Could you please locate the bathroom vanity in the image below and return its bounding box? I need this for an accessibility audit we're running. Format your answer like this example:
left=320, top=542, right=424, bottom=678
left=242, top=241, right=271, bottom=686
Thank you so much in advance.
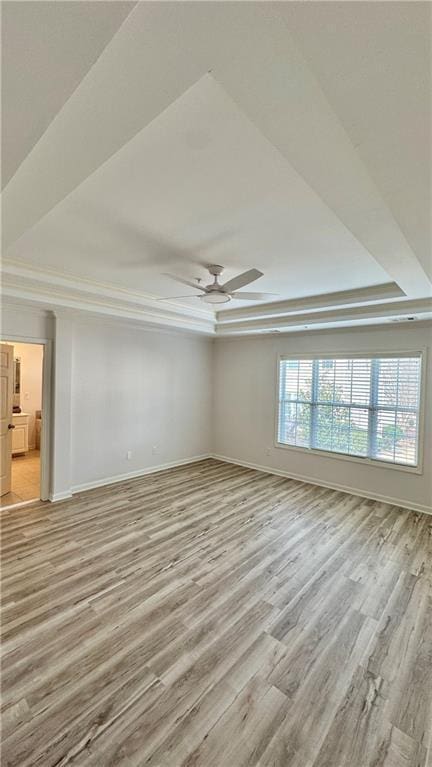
left=12, top=413, right=29, bottom=455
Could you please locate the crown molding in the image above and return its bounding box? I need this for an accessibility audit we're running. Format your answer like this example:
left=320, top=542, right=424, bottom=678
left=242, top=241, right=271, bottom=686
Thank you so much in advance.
left=216, top=282, right=405, bottom=323
left=2, top=260, right=431, bottom=337
left=1, top=283, right=216, bottom=336
left=1, top=260, right=213, bottom=320
left=214, top=318, right=432, bottom=343
left=216, top=297, right=432, bottom=335
left=1, top=261, right=215, bottom=335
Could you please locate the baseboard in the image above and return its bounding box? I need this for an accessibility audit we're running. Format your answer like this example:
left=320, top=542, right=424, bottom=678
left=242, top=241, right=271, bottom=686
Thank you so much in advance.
left=49, top=491, right=73, bottom=502
left=70, top=453, right=212, bottom=495
left=47, top=453, right=432, bottom=516
left=211, top=454, right=432, bottom=516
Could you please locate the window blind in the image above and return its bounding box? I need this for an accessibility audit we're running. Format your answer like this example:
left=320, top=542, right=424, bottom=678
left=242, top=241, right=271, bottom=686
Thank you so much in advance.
left=277, top=355, right=422, bottom=467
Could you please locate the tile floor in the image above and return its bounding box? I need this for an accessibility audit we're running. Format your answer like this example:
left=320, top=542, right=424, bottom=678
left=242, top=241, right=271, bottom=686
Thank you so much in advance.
left=0, top=450, right=40, bottom=507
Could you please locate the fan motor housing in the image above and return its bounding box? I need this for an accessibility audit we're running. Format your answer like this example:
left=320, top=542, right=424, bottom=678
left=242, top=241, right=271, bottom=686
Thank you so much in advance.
left=208, top=264, right=224, bottom=277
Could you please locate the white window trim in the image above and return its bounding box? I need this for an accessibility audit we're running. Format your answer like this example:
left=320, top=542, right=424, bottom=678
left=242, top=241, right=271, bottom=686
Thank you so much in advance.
left=274, top=348, right=427, bottom=476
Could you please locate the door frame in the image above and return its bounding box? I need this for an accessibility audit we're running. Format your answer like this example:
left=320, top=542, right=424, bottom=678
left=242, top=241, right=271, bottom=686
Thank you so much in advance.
left=0, top=335, right=52, bottom=502
left=0, top=343, right=14, bottom=496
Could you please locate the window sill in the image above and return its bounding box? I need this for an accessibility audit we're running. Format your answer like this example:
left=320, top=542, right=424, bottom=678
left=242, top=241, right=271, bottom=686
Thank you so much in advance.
left=274, top=441, right=423, bottom=475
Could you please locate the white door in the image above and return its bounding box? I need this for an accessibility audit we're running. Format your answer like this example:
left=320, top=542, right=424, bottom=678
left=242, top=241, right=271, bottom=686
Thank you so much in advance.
left=1, top=344, right=14, bottom=496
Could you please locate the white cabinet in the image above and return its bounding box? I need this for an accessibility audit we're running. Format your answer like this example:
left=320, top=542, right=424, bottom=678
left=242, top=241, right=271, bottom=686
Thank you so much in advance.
left=12, top=413, right=29, bottom=455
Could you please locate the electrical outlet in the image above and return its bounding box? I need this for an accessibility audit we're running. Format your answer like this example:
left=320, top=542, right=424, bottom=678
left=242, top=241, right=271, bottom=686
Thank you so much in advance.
left=24, top=392, right=30, bottom=400
left=152, top=445, right=159, bottom=455
left=126, top=450, right=132, bottom=460
left=265, top=447, right=272, bottom=456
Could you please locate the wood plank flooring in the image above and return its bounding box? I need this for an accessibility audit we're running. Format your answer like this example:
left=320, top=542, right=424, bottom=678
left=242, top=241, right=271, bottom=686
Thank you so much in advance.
left=1, top=458, right=431, bottom=766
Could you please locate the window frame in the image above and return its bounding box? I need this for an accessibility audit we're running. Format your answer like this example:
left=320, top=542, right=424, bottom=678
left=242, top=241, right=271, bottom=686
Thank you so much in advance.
left=274, top=349, right=427, bottom=475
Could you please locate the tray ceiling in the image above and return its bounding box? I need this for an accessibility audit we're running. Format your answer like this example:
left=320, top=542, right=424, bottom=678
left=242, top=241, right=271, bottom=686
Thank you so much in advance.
left=1, top=1, right=431, bottom=335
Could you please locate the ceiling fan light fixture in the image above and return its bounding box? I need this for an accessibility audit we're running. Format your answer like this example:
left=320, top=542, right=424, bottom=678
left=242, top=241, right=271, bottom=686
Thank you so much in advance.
left=200, top=292, right=231, bottom=304
left=165, top=265, right=278, bottom=304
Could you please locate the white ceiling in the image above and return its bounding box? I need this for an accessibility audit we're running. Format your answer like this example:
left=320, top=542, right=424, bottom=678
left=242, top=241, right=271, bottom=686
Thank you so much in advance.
left=281, top=1, right=432, bottom=280
left=4, top=75, right=391, bottom=305
left=1, top=1, right=431, bottom=334
left=1, top=0, right=135, bottom=188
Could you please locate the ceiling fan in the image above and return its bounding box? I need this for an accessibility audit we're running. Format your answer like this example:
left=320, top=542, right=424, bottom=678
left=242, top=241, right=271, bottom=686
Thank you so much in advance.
left=160, top=265, right=278, bottom=304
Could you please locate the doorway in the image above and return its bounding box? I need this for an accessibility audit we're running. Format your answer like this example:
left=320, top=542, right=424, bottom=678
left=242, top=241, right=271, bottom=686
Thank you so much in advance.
left=0, top=341, right=45, bottom=508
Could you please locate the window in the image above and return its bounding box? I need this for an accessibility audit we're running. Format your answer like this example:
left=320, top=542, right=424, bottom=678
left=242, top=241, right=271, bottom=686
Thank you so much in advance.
left=277, top=354, right=422, bottom=467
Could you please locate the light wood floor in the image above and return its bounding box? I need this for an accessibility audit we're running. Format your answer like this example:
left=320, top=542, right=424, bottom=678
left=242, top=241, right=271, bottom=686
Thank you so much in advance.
left=0, top=450, right=40, bottom=508
left=1, top=459, right=431, bottom=766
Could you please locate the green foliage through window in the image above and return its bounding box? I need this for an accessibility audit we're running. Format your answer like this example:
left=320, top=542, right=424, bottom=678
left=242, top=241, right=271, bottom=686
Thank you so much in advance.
left=278, top=356, right=421, bottom=467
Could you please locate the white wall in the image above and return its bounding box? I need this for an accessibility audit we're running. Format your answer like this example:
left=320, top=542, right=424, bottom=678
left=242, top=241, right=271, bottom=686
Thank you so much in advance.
left=70, top=318, right=212, bottom=489
left=213, top=323, right=432, bottom=513
left=2, top=301, right=431, bottom=513
left=1, top=303, right=54, bottom=341
left=8, top=342, right=43, bottom=448
left=1, top=303, right=212, bottom=498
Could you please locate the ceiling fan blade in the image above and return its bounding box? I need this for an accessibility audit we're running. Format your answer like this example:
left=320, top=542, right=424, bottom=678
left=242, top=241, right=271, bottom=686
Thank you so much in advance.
left=157, top=295, right=202, bottom=301
left=221, top=269, right=263, bottom=292
left=163, top=273, right=207, bottom=292
left=230, top=292, right=279, bottom=300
